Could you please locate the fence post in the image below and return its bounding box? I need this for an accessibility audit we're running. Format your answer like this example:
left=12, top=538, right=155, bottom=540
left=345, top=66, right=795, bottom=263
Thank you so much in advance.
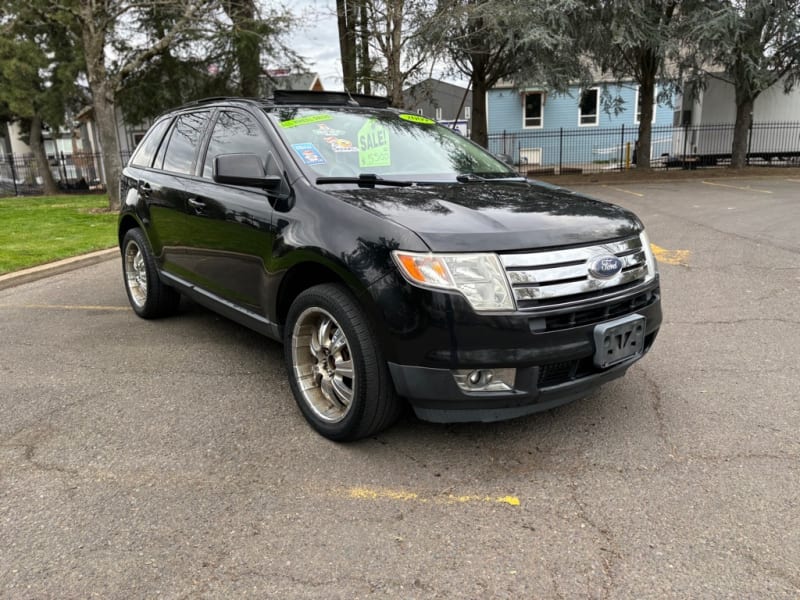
left=619, top=124, right=625, bottom=171
left=746, top=119, right=753, bottom=166
left=559, top=128, right=563, bottom=175
left=8, top=154, right=19, bottom=196
left=682, top=122, right=689, bottom=167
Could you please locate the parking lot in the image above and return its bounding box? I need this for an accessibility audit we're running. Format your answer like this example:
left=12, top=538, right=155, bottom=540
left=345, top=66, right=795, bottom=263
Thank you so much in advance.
left=1, top=176, right=798, bottom=598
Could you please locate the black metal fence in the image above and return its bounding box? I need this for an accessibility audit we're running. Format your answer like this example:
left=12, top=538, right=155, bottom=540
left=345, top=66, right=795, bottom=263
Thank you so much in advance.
left=3, top=122, right=799, bottom=196
left=488, top=121, right=800, bottom=176
left=0, top=151, right=132, bottom=197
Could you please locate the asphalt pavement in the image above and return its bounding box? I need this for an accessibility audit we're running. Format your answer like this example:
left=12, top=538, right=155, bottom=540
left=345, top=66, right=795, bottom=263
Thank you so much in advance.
left=1, top=177, right=798, bottom=598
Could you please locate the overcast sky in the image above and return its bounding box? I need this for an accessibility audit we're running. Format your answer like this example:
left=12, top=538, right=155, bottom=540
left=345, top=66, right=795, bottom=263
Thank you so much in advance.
left=289, top=0, right=345, bottom=90
left=285, top=0, right=465, bottom=92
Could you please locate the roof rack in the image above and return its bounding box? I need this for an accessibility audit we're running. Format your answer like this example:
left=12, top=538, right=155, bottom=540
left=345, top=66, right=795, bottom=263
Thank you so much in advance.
left=272, top=90, right=391, bottom=109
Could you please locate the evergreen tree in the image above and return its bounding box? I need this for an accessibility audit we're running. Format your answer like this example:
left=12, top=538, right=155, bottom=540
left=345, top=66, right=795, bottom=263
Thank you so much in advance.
left=691, top=0, right=800, bottom=167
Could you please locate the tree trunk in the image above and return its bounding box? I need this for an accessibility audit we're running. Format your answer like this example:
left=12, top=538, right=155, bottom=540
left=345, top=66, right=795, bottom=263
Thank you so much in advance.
left=385, top=0, right=404, bottom=107
left=92, top=90, right=123, bottom=210
left=470, top=73, right=488, bottom=148
left=358, top=0, right=371, bottom=95
left=223, top=0, right=260, bottom=96
left=29, top=116, right=59, bottom=195
left=731, top=93, right=753, bottom=169
left=337, top=0, right=358, bottom=93
left=636, top=79, right=656, bottom=170
left=80, top=8, right=122, bottom=210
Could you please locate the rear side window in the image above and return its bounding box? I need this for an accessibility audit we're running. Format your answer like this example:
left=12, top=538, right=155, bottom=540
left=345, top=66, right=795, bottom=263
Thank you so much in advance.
left=129, top=119, right=170, bottom=168
left=161, top=111, right=210, bottom=175
left=202, top=111, right=271, bottom=179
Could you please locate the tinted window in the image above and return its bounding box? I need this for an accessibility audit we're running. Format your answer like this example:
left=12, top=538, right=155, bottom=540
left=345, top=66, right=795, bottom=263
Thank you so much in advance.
left=129, top=119, right=170, bottom=168
left=161, top=111, right=210, bottom=175
left=203, top=111, right=270, bottom=179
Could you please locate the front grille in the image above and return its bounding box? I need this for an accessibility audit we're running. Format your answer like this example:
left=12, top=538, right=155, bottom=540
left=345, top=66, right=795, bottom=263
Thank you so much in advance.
left=543, top=288, right=659, bottom=332
left=500, top=235, right=650, bottom=309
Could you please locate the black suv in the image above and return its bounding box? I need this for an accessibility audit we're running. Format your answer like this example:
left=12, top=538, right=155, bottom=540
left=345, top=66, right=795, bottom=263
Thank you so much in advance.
left=119, top=91, right=661, bottom=441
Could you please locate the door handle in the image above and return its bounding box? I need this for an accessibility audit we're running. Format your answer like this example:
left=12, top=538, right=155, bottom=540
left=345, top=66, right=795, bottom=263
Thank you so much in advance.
left=187, top=198, right=206, bottom=210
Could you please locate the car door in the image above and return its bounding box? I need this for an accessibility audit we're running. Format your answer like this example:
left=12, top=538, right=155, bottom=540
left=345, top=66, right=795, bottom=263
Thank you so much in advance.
left=181, top=109, right=280, bottom=311
left=146, top=110, right=212, bottom=275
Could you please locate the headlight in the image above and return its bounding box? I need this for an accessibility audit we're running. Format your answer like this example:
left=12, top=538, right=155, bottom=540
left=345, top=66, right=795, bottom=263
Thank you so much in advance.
left=392, top=251, right=515, bottom=312
left=639, top=229, right=659, bottom=282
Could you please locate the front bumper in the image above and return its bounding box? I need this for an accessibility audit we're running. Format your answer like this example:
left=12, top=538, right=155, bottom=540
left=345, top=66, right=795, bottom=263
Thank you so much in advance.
left=369, top=274, right=662, bottom=423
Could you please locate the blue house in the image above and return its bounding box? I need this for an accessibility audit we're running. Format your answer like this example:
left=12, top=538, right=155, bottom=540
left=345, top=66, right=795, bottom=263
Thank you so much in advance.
left=487, top=81, right=676, bottom=169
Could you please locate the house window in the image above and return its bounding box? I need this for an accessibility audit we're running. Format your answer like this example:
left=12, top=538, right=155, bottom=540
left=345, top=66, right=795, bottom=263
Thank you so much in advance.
left=579, top=88, right=599, bottom=126
left=634, top=86, right=657, bottom=124
left=464, top=106, right=471, bottom=120
left=524, top=93, right=543, bottom=128
left=435, top=107, right=442, bottom=121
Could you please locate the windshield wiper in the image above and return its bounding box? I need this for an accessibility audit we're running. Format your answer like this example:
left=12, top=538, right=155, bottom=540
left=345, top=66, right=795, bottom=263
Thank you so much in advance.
left=456, top=173, right=486, bottom=183
left=316, top=174, right=413, bottom=188
left=456, top=173, right=526, bottom=183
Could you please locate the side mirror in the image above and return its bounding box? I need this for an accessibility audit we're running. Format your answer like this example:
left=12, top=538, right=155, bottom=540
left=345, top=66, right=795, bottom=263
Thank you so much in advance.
left=214, top=153, right=281, bottom=189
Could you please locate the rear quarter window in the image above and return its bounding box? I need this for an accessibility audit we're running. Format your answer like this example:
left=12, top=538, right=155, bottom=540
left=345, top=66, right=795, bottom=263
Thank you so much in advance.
left=129, top=118, right=171, bottom=168
left=161, top=111, right=211, bottom=175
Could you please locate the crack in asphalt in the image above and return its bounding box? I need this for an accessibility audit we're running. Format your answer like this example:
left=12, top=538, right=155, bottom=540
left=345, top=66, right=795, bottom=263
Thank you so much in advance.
left=639, top=367, right=681, bottom=463
left=567, top=478, right=621, bottom=599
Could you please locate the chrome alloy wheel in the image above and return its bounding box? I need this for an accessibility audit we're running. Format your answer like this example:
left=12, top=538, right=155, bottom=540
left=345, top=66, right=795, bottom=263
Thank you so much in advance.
left=124, top=240, right=148, bottom=308
left=291, top=307, right=355, bottom=423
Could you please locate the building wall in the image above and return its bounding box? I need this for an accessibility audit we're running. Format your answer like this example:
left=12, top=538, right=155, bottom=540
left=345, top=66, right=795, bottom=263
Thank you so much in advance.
left=690, top=76, right=800, bottom=125
left=488, top=83, right=674, bottom=166
left=403, top=80, right=472, bottom=133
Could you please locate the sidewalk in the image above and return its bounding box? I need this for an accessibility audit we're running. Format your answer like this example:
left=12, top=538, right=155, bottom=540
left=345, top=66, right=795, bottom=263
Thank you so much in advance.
left=0, top=247, right=118, bottom=291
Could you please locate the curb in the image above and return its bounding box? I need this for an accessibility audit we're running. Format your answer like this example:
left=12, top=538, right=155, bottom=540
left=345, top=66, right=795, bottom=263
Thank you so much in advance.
left=0, top=247, right=118, bottom=292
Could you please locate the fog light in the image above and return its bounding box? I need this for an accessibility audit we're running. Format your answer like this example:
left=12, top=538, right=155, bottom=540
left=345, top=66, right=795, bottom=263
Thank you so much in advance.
left=453, top=368, right=516, bottom=392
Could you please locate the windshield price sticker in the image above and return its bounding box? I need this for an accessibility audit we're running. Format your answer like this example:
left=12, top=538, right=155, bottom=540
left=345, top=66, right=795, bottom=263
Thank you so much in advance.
left=292, top=142, right=326, bottom=165
left=357, top=119, right=391, bottom=168
left=399, top=114, right=435, bottom=125
left=280, top=114, right=332, bottom=128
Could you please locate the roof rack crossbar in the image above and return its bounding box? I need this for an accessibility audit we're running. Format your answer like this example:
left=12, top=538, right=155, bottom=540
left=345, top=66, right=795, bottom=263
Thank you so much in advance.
left=272, top=90, right=391, bottom=108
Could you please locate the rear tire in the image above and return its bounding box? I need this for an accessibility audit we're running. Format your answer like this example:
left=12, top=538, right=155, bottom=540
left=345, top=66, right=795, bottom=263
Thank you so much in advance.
left=121, top=228, right=180, bottom=319
left=284, top=283, right=401, bottom=441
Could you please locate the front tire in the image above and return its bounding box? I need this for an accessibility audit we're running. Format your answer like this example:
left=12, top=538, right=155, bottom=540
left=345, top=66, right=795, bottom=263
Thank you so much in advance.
left=121, top=228, right=180, bottom=319
left=284, top=283, right=400, bottom=441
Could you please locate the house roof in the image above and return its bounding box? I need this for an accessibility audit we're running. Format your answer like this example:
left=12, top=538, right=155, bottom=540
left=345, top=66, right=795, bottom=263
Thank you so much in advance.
left=265, top=72, right=324, bottom=92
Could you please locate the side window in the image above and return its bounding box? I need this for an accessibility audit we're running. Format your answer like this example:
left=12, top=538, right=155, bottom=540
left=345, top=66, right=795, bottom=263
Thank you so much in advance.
left=161, top=111, right=210, bottom=175
left=129, top=119, right=170, bottom=168
left=203, top=111, right=272, bottom=179
left=579, top=89, right=599, bottom=126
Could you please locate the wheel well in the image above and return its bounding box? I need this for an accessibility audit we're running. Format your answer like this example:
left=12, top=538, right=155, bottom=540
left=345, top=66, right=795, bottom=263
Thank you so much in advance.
left=118, top=215, right=140, bottom=248
left=276, top=263, right=349, bottom=327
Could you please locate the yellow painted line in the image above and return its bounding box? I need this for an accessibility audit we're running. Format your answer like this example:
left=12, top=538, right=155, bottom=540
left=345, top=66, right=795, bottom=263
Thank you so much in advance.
left=602, top=185, right=644, bottom=198
left=651, top=243, right=690, bottom=266
left=345, top=486, right=520, bottom=507
left=0, top=303, right=129, bottom=311
left=701, top=180, right=772, bottom=194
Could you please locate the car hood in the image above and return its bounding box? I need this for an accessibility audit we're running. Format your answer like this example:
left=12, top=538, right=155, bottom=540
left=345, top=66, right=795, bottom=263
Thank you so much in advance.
left=325, top=181, right=642, bottom=252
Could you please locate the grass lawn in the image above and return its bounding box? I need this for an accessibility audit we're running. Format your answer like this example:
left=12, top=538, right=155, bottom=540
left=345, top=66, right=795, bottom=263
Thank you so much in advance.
left=0, top=194, right=117, bottom=275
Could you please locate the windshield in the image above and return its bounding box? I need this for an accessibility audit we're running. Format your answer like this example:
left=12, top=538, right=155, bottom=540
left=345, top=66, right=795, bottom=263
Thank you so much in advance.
left=265, top=107, right=518, bottom=183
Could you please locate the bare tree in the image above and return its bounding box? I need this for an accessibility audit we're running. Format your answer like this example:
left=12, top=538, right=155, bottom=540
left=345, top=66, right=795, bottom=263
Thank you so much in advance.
left=364, top=0, right=437, bottom=107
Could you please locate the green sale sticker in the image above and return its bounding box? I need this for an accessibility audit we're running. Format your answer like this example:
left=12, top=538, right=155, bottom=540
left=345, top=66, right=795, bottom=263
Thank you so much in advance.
left=399, top=114, right=435, bottom=125
left=357, top=119, right=391, bottom=168
left=280, top=114, right=332, bottom=128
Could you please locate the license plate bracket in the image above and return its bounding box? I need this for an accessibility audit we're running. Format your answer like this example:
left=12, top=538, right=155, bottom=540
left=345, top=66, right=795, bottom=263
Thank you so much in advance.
left=593, top=314, right=646, bottom=368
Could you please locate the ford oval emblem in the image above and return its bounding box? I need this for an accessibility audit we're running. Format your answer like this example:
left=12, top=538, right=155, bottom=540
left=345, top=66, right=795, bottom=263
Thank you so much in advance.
left=589, top=255, right=623, bottom=279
